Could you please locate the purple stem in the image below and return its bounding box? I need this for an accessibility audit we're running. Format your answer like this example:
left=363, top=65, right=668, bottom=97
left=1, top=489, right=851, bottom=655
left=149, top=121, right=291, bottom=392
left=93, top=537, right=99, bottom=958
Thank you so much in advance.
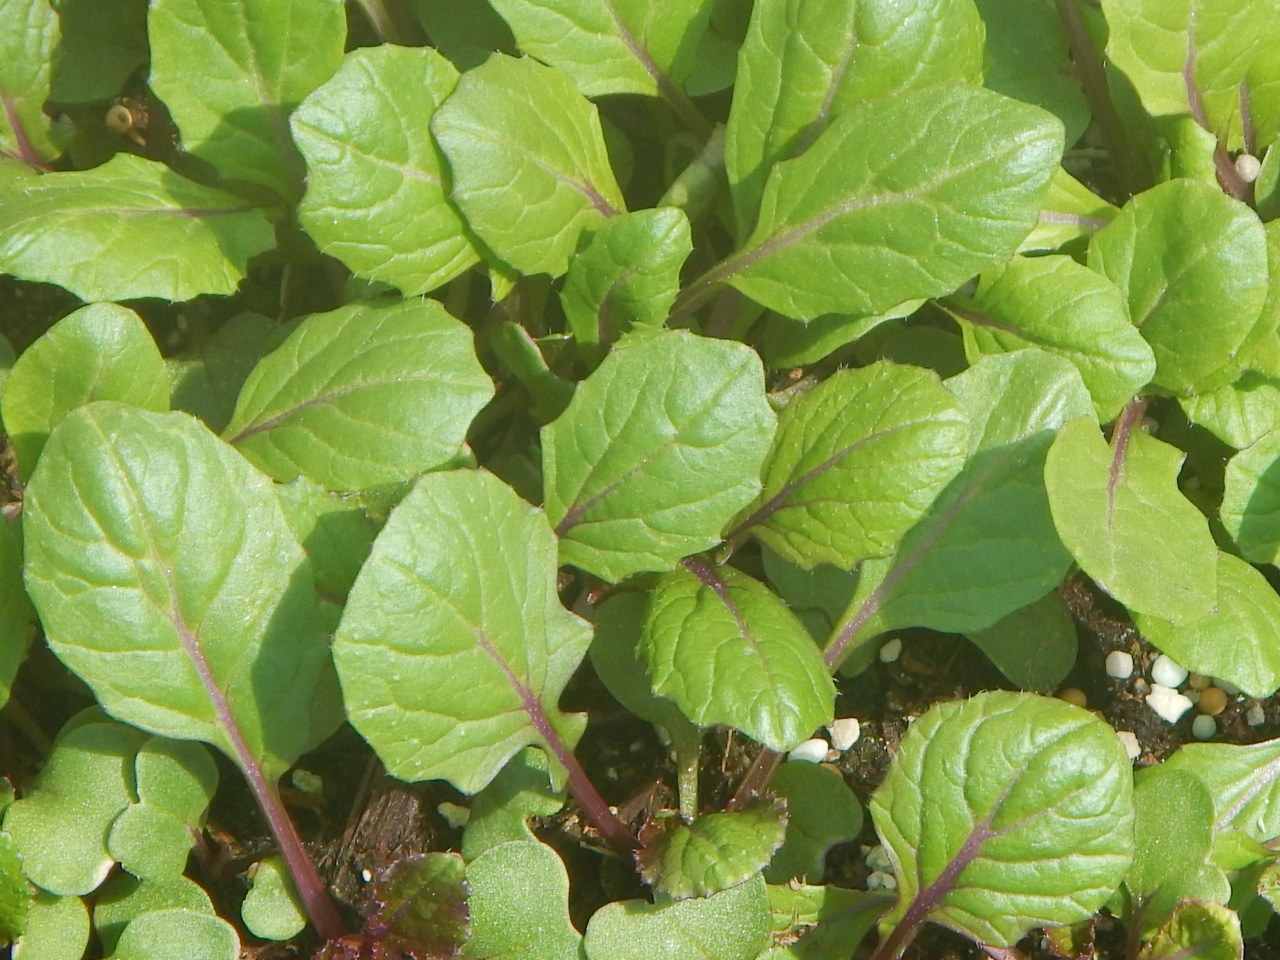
left=1181, top=34, right=1250, bottom=201
left=1106, top=397, right=1147, bottom=529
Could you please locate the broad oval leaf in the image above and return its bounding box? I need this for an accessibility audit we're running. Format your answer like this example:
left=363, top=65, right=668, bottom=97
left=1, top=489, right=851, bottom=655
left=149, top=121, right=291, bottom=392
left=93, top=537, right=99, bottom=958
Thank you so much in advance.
left=1222, top=428, right=1280, bottom=562
left=93, top=872, right=217, bottom=956
left=1134, top=552, right=1280, bottom=699
left=0, top=155, right=275, bottom=302
left=1181, top=371, right=1280, bottom=450
left=461, top=748, right=565, bottom=859
left=764, top=761, right=863, bottom=885
left=431, top=54, right=626, bottom=278
left=963, top=591, right=1077, bottom=693
left=291, top=45, right=480, bottom=296
left=2, top=303, right=169, bottom=476
left=224, top=298, right=493, bottom=492
left=13, top=892, right=89, bottom=960
left=561, top=207, right=692, bottom=351
left=713, top=83, right=1062, bottom=321
left=0, top=0, right=58, bottom=164
left=1161, top=738, right=1280, bottom=846
left=731, top=361, right=967, bottom=570
left=639, top=800, right=788, bottom=900
left=725, top=0, right=985, bottom=232
left=466, top=841, right=581, bottom=960
left=642, top=559, right=834, bottom=751
left=148, top=0, right=345, bottom=201
left=543, top=329, right=775, bottom=582
left=333, top=469, right=593, bottom=794
left=1137, top=900, right=1243, bottom=960
left=870, top=691, right=1135, bottom=948
left=952, top=254, right=1156, bottom=422
left=1087, top=179, right=1270, bottom=394
left=1045, top=416, right=1218, bottom=623
left=110, top=907, right=239, bottom=960
left=22, top=403, right=342, bottom=781
left=241, top=856, right=306, bottom=942
left=486, top=0, right=715, bottom=98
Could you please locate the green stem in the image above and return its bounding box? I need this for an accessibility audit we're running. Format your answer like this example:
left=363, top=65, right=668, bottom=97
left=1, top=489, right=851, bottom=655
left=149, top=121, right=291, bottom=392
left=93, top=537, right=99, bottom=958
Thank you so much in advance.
left=671, top=724, right=701, bottom=821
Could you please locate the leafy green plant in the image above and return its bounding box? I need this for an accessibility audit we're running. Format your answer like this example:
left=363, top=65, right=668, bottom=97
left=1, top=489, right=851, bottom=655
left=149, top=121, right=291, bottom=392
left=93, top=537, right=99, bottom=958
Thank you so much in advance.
left=1, top=0, right=1279, bottom=958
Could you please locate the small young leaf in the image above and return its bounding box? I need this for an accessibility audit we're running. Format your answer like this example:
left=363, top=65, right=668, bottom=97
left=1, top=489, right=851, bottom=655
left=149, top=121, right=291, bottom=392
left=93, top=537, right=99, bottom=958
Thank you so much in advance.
left=642, top=560, right=834, bottom=752
left=48, top=0, right=149, bottom=103
left=963, top=590, right=1077, bottom=693
left=1087, top=179, right=1270, bottom=393
left=560, top=208, right=692, bottom=351
left=725, top=0, right=984, bottom=232
left=0, top=154, right=276, bottom=302
left=1181, top=371, right=1280, bottom=449
left=107, top=805, right=193, bottom=880
left=485, top=0, right=715, bottom=98
left=291, top=45, right=480, bottom=296
left=0, top=516, right=34, bottom=710
left=241, top=856, right=306, bottom=942
left=462, top=747, right=564, bottom=860
left=543, top=330, right=774, bottom=582
left=225, top=298, right=493, bottom=492
left=370, top=853, right=470, bottom=957
left=93, top=874, right=215, bottom=956
left=1017, top=167, right=1118, bottom=254
left=2, top=303, right=170, bottom=476
left=951, top=254, right=1156, bottom=421
left=764, top=762, right=862, bottom=885
left=761, top=884, right=888, bottom=960
left=12, top=892, right=89, bottom=960
left=583, top=873, right=771, bottom=960
left=23, top=403, right=343, bottom=781
left=713, top=84, right=1062, bottom=321
left=148, top=0, right=345, bottom=200
left=0, top=832, right=30, bottom=943
left=466, top=840, right=581, bottom=960
left=870, top=691, right=1134, bottom=949
left=431, top=54, right=626, bottom=278
left=1136, top=900, right=1244, bottom=960
left=1222, top=428, right=1280, bottom=561
left=1045, top=416, right=1218, bottom=623
left=0, top=0, right=59, bottom=164
left=1134, top=553, right=1280, bottom=698
left=731, top=361, right=968, bottom=569
left=640, top=800, right=788, bottom=900
left=109, top=908, right=238, bottom=960
left=334, top=470, right=593, bottom=793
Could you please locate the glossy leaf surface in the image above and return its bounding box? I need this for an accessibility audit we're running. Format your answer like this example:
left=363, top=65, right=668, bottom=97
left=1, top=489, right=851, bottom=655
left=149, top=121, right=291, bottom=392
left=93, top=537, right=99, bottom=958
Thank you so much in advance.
left=1162, top=738, right=1280, bottom=846
left=225, top=298, right=493, bottom=492
left=431, top=54, right=625, bottom=278
left=0, top=155, right=275, bottom=302
left=291, top=45, right=479, bottom=296
left=334, top=470, right=593, bottom=793
left=870, top=691, right=1134, bottom=948
left=1017, top=167, right=1118, bottom=253
left=640, top=801, right=787, bottom=900
left=543, top=330, right=774, bottom=582
left=1137, top=900, right=1244, bottom=960
left=1182, top=372, right=1280, bottom=450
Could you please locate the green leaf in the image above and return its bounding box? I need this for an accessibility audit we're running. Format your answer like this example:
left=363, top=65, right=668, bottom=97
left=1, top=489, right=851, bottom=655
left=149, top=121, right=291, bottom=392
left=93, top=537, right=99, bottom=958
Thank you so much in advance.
left=1181, top=371, right=1280, bottom=449
left=12, top=892, right=89, bottom=960
left=461, top=747, right=564, bottom=860
left=1134, top=553, right=1280, bottom=699
left=642, top=560, right=834, bottom=751
left=713, top=83, right=1062, bottom=321
left=963, top=590, right=1077, bottom=693
left=107, top=805, right=193, bottom=881
left=108, top=908, right=238, bottom=960
left=370, top=853, right=470, bottom=958
left=583, top=873, right=771, bottom=960
left=732, top=361, right=968, bottom=569
left=465, top=841, right=580, bottom=960
left=1162, top=738, right=1280, bottom=846
left=2, top=303, right=170, bottom=476
left=48, top=0, right=148, bottom=103
left=0, top=516, right=34, bottom=710
left=561, top=208, right=692, bottom=352
left=412, top=0, right=518, bottom=71
left=431, top=54, right=626, bottom=278
left=760, top=546, right=858, bottom=629
left=273, top=477, right=377, bottom=602
left=1045, top=416, right=1218, bottom=623
left=0, top=154, right=276, bottom=302
left=1017, top=167, right=1118, bottom=254
left=2, top=720, right=147, bottom=896
left=1223, top=428, right=1280, bottom=561
left=764, top=762, right=862, bottom=885
left=225, top=298, right=493, bottom=492
left=870, top=691, right=1135, bottom=948
left=761, top=884, right=887, bottom=960
left=93, top=875, right=215, bottom=956
left=1087, top=179, right=1270, bottom=394
left=334, top=470, right=593, bottom=794
left=486, top=0, right=715, bottom=98
left=725, top=0, right=985, bottom=232
left=1137, top=900, right=1244, bottom=960
left=951, top=254, right=1156, bottom=422
left=0, top=0, right=59, bottom=164
left=640, top=801, right=788, bottom=900
left=759, top=300, right=924, bottom=369
left=241, top=856, right=306, bottom=942
left=0, top=832, right=30, bottom=943
left=975, top=0, right=1089, bottom=145
left=543, top=330, right=774, bottom=582
left=1101, top=0, right=1280, bottom=152
left=148, top=0, right=345, bottom=201
left=23, top=403, right=342, bottom=782
left=291, top=45, right=480, bottom=297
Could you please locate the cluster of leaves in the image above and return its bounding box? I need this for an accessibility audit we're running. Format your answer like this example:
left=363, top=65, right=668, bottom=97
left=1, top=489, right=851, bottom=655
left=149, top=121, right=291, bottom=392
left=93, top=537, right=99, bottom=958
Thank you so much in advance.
left=1, top=0, right=1280, bottom=957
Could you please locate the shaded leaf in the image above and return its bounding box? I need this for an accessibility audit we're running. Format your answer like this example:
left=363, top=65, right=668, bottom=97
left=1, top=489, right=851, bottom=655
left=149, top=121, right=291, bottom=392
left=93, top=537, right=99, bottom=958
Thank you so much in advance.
left=48, top=0, right=148, bottom=103
left=431, top=54, right=625, bottom=278
left=334, top=470, right=592, bottom=793
left=761, top=884, right=888, bottom=960
left=870, top=691, right=1134, bottom=948
left=370, top=853, right=470, bottom=957
left=1137, top=900, right=1244, bottom=960
left=0, top=154, right=275, bottom=302
left=466, top=841, right=580, bottom=960
left=764, top=763, right=862, bottom=885
left=241, top=856, right=305, bottom=942
left=759, top=300, right=924, bottom=370
left=148, top=0, right=345, bottom=200
left=639, top=800, right=787, bottom=900
left=0, top=832, right=30, bottom=943
left=1222, top=428, right=1280, bottom=561
left=543, top=330, right=774, bottom=582
left=225, top=298, right=493, bottom=493
left=0, top=516, right=34, bottom=710
left=963, top=590, right=1077, bottom=693
left=412, top=0, right=518, bottom=71
left=291, top=45, right=480, bottom=297
left=107, top=804, right=193, bottom=880
left=462, top=747, right=564, bottom=860
left=273, top=477, right=377, bottom=602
